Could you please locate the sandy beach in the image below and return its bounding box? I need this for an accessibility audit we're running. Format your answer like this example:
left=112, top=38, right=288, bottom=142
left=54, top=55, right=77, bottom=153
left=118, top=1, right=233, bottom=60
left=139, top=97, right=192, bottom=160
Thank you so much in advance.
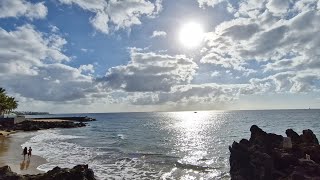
left=0, top=133, right=47, bottom=175
left=0, top=130, right=14, bottom=136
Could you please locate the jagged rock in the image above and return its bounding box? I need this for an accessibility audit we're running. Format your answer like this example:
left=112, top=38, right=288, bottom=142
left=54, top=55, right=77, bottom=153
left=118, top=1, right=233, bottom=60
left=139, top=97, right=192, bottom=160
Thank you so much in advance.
left=229, top=141, right=253, bottom=180
left=13, top=121, right=86, bottom=132
left=286, top=129, right=301, bottom=144
left=0, top=165, right=22, bottom=180
left=249, top=125, right=283, bottom=154
left=230, top=125, right=320, bottom=180
left=301, top=129, right=319, bottom=145
left=0, top=165, right=96, bottom=180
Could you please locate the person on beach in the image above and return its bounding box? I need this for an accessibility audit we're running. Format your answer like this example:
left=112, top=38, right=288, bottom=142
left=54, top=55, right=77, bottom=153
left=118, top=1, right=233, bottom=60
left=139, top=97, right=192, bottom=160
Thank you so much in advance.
left=22, top=147, right=27, bottom=160
left=28, top=147, right=32, bottom=158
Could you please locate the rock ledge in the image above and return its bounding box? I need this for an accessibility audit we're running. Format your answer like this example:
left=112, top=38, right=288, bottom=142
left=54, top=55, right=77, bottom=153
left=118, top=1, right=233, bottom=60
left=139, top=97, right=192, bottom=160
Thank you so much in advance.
left=229, top=125, right=320, bottom=180
left=14, top=120, right=86, bottom=131
left=0, top=164, right=96, bottom=180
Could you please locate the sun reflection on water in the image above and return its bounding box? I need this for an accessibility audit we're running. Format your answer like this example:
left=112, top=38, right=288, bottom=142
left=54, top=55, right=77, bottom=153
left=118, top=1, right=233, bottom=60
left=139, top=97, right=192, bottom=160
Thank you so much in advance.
left=163, top=111, right=227, bottom=179
left=173, top=111, right=212, bottom=130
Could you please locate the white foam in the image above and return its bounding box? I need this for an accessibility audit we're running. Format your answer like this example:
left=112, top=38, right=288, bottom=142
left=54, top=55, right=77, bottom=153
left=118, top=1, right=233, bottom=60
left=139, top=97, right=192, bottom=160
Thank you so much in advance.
left=160, top=167, right=223, bottom=180
left=117, top=134, right=125, bottom=139
left=21, top=130, right=160, bottom=180
left=22, top=130, right=97, bottom=171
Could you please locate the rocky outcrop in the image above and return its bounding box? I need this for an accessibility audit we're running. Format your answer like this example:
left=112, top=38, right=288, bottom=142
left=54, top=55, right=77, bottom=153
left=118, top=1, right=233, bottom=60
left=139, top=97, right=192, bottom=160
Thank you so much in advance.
left=229, top=125, right=320, bottom=180
left=0, top=164, right=96, bottom=180
left=14, top=120, right=86, bottom=131
left=32, top=116, right=96, bottom=122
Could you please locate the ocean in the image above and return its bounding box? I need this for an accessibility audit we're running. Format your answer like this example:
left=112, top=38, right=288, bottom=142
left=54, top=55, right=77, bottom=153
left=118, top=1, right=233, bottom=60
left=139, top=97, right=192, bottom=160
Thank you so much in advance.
left=19, top=110, right=320, bottom=179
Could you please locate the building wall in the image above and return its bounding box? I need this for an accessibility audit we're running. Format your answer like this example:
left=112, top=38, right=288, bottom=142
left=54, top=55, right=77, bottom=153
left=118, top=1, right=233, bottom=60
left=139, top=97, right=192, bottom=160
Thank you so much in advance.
left=14, top=116, right=25, bottom=124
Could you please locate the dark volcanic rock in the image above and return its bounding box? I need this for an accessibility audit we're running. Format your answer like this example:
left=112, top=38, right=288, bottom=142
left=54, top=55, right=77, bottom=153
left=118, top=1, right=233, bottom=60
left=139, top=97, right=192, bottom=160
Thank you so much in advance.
left=32, top=116, right=96, bottom=122
left=286, top=129, right=301, bottom=144
left=0, top=165, right=96, bottom=180
left=249, top=125, right=283, bottom=154
left=0, top=166, right=21, bottom=179
left=14, top=120, right=86, bottom=131
left=230, top=125, right=320, bottom=180
left=301, top=129, right=319, bottom=145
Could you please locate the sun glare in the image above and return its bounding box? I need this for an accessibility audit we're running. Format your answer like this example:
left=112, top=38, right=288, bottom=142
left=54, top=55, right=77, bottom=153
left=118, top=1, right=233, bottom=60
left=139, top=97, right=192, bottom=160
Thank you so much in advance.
left=179, top=22, right=204, bottom=48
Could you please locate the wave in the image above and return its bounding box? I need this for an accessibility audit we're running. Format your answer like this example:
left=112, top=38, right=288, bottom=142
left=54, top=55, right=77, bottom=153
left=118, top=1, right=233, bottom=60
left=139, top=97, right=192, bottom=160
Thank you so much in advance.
left=21, top=130, right=163, bottom=179
left=174, top=161, right=221, bottom=172
left=128, top=152, right=179, bottom=159
left=21, top=130, right=98, bottom=171
left=117, top=134, right=125, bottom=139
left=19, top=128, right=228, bottom=179
left=161, top=160, right=228, bottom=180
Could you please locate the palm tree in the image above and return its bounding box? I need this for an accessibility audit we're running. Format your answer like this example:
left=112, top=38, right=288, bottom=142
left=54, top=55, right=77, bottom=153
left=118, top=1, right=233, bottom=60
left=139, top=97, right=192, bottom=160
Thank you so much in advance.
left=0, top=88, right=5, bottom=94
left=0, top=88, right=18, bottom=116
left=0, top=89, right=7, bottom=115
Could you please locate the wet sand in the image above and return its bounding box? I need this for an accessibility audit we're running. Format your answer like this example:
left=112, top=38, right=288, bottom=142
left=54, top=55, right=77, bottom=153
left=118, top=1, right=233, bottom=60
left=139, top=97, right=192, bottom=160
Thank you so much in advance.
left=0, top=134, right=47, bottom=175
left=0, top=130, right=15, bottom=136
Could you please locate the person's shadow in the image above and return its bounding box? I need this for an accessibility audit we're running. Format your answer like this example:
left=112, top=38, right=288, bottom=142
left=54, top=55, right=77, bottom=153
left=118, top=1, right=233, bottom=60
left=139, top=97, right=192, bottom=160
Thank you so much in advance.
left=20, top=160, right=25, bottom=170
left=26, top=159, right=30, bottom=170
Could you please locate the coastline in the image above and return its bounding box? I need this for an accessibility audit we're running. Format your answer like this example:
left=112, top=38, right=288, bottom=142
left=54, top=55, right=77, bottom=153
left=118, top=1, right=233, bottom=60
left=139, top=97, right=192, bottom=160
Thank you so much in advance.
left=0, top=117, right=94, bottom=175
left=0, top=130, right=15, bottom=136
left=0, top=132, right=47, bottom=175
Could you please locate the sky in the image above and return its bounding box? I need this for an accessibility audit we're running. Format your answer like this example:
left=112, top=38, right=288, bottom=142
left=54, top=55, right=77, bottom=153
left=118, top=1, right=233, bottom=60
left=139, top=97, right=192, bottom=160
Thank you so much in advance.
left=0, top=0, right=320, bottom=113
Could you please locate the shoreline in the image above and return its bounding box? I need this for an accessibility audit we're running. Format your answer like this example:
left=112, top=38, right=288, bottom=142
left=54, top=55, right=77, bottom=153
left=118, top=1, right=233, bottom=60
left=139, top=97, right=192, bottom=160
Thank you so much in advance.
left=0, top=132, right=47, bottom=175
left=0, top=130, right=15, bottom=136
left=0, top=117, right=94, bottom=175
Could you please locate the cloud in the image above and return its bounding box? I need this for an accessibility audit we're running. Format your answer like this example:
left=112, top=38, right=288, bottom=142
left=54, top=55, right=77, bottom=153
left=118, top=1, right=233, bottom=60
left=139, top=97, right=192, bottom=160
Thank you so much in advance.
left=94, top=47, right=260, bottom=107
left=58, top=0, right=162, bottom=34
left=89, top=11, right=110, bottom=34
left=250, top=70, right=320, bottom=93
left=266, top=0, right=291, bottom=15
left=80, top=48, right=93, bottom=53
left=0, top=0, right=47, bottom=19
left=217, top=20, right=260, bottom=40
left=97, top=48, right=198, bottom=92
left=0, top=24, right=99, bottom=102
left=211, top=71, right=220, bottom=77
left=3, top=64, right=96, bottom=101
left=2, top=0, right=320, bottom=111
left=197, top=0, right=226, bottom=8
left=79, top=64, right=95, bottom=74
left=150, top=30, right=167, bottom=38
left=126, top=83, right=256, bottom=106
left=91, top=0, right=320, bottom=108
left=0, top=24, right=69, bottom=70
left=199, top=0, right=320, bottom=96
left=49, top=25, right=60, bottom=33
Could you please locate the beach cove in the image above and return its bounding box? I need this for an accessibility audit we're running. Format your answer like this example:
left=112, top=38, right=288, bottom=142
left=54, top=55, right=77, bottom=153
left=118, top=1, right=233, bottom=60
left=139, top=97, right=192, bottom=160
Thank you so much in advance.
left=1, top=110, right=320, bottom=179
left=0, top=131, right=47, bottom=175
left=0, top=117, right=96, bottom=177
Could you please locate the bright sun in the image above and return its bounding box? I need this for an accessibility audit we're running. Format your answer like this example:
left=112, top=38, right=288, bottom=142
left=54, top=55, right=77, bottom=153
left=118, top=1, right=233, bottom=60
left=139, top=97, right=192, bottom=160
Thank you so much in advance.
left=179, top=22, right=204, bottom=48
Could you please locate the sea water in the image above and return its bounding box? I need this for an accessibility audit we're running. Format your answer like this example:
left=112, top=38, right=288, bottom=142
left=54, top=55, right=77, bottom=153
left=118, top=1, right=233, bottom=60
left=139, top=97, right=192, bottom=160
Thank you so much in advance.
left=22, top=110, right=320, bottom=179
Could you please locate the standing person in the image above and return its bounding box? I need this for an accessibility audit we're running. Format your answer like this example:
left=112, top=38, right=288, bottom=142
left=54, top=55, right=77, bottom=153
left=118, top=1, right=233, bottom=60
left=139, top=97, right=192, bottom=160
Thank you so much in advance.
left=22, top=147, right=27, bottom=160
left=28, top=147, right=32, bottom=158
